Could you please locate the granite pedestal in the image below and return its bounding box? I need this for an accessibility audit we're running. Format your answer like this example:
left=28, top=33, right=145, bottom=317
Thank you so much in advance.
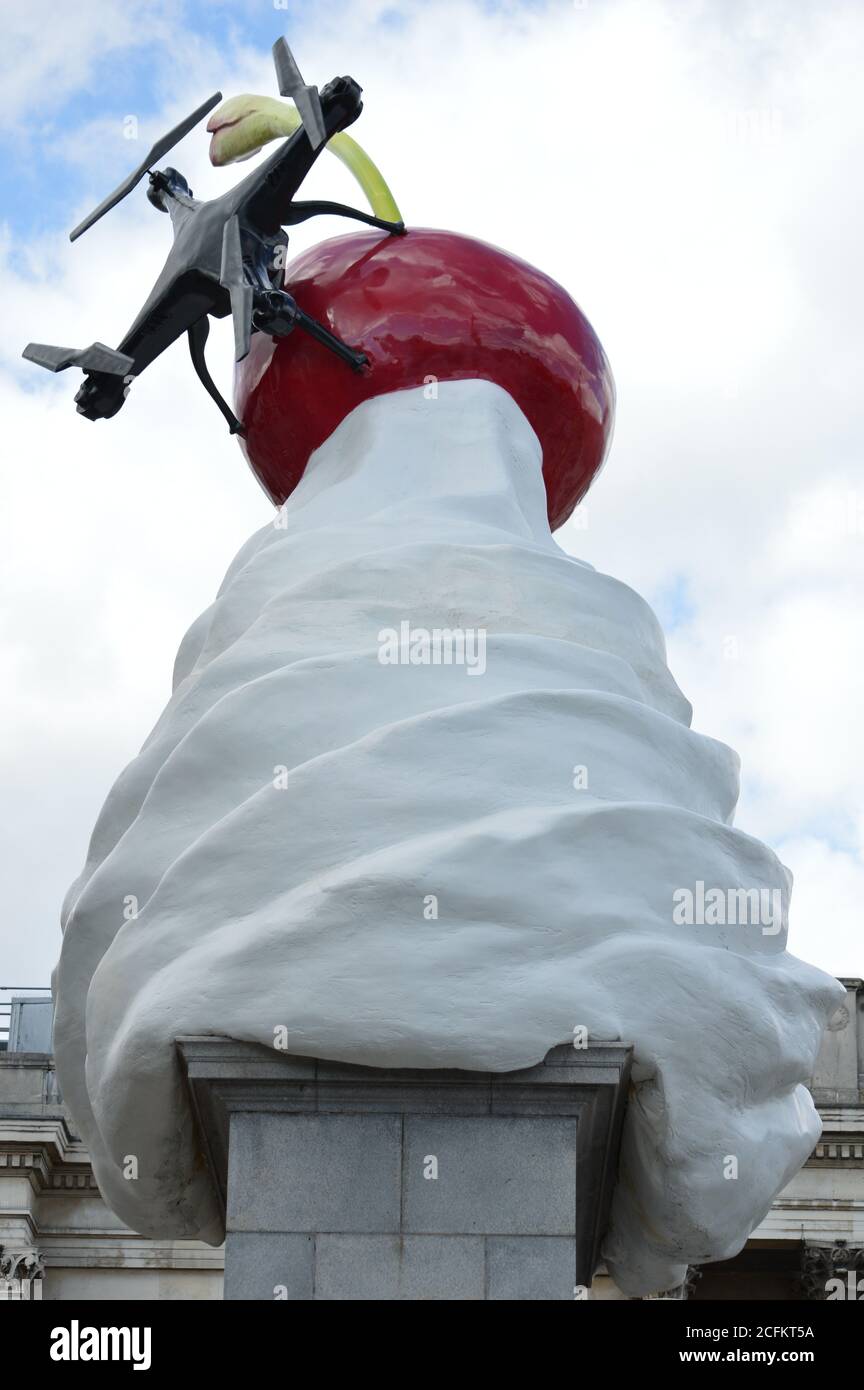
left=178, top=1037, right=632, bottom=1301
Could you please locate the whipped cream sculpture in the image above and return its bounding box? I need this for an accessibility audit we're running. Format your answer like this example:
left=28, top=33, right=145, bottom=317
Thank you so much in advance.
left=51, top=59, right=842, bottom=1297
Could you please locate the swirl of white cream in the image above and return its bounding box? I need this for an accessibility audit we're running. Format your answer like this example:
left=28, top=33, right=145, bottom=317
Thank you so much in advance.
left=53, top=380, right=843, bottom=1294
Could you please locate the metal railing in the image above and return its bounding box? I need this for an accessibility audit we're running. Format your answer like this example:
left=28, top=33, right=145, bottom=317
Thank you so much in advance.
left=0, top=988, right=51, bottom=1052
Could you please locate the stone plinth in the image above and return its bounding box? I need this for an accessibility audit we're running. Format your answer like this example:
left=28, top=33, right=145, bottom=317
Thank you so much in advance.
left=178, top=1037, right=632, bottom=1301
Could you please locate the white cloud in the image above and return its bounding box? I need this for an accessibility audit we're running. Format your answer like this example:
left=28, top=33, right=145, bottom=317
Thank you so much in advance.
left=776, top=832, right=864, bottom=977
left=0, top=1, right=177, bottom=129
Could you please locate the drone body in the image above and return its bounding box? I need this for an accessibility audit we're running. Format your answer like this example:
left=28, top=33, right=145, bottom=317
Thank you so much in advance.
left=22, top=43, right=404, bottom=434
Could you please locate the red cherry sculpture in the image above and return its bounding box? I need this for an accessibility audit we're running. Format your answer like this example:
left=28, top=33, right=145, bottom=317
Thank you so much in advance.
left=235, top=228, right=615, bottom=531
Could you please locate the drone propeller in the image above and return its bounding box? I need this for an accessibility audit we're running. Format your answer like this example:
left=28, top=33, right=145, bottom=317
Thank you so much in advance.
left=220, top=216, right=253, bottom=362
left=69, top=91, right=223, bottom=243
left=272, top=37, right=327, bottom=151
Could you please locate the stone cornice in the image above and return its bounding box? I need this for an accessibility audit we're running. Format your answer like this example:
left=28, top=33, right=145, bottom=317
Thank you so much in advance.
left=812, top=1140, right=864, bottom=1162
left=0, top=1115, right=95, bottom=1192
left=34, top=1234, right=224, bottom=1269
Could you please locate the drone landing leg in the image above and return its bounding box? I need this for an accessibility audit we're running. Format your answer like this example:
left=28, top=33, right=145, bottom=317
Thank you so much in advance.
left=187, top=318, right=245, bottom=436
left=292, top=306, right=369, bottom=372
left=252, top=289, right=368, bottom=373
left=285, top=200, right=405, bottom=235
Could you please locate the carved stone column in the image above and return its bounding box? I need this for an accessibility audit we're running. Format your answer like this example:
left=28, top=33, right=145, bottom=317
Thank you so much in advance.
left=0, top=1245, right=44, bottom=1300
left=801, top=1240, right=864, bottom=1299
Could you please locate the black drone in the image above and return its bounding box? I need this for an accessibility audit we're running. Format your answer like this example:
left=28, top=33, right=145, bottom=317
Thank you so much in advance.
left=22, top=40, right=404, bottom=435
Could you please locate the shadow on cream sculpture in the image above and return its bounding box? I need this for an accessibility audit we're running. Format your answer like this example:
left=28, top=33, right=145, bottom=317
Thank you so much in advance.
left=52, top=77, right=843, bottom=1300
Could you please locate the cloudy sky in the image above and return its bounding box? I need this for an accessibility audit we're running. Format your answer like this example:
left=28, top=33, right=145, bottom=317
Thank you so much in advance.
left=1, top=0, right=861, bottom=994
